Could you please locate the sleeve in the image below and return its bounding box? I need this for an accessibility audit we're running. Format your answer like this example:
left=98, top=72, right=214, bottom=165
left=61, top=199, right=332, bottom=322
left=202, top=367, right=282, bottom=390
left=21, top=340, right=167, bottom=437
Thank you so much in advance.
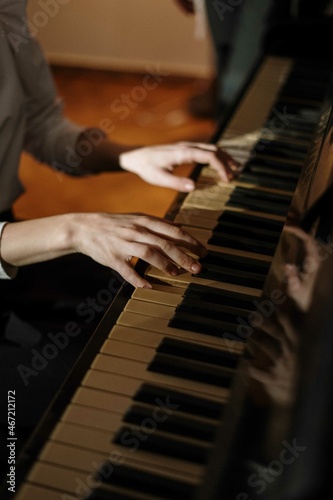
left=0, top=222, right=18, bottom=280
left=23, top=91, right=86, bottom=174
left=1, top=0, right=86, bottom=172
left=21, top=39, right=86, bottom=171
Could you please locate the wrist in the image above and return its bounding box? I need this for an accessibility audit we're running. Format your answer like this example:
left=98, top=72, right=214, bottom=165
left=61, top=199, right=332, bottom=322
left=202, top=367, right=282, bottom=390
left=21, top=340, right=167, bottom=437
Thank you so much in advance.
left=0, top=223, right=18, bottom=279
left=119, top=146, right=144, bottom=173
left=64, top=213, right=86, bottom=254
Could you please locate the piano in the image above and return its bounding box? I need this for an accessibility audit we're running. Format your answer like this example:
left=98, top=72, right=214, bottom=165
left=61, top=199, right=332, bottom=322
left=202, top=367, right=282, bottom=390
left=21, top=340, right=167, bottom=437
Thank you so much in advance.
left=3, top=46, right=333, bottom=500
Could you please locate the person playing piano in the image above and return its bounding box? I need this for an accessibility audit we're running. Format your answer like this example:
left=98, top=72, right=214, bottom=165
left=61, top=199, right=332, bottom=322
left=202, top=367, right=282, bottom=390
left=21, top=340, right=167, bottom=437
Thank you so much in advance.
left=0, top=0, right=237, bottom=290
left=0, top=0, right=239, bottom=478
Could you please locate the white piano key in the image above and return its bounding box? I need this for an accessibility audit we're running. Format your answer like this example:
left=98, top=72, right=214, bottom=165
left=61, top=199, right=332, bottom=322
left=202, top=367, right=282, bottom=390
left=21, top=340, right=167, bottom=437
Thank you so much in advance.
left=39, top=441, right=201, bottom=486
left=92, top=354, right=229, bottom=399
left=116, top=312, right=245, bottom=352
left=51, top=422, right=206, bottom=478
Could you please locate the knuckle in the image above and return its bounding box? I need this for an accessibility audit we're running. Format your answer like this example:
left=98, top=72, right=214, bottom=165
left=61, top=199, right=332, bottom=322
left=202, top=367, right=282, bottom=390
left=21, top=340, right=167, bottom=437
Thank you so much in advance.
left=169, top=224, right=183, bottom=239
left=160, top=259, right=172, bottom=273
left=138, top=215, right=152, bottom=227
left=157, top=238, right=173, bottom=254
left=140, top=246, right=154, bottom=261
left=178, top=252, right=191, bottom=269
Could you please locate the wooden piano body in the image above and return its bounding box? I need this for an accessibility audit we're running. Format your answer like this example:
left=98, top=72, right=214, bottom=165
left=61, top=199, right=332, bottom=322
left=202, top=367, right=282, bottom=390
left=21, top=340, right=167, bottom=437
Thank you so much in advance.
left=3, top=49, right=333, bottom=500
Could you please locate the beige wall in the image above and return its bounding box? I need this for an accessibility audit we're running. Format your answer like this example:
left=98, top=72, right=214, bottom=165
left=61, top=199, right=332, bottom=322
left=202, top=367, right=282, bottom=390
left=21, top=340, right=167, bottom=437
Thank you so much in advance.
left=27, top=0, right=213, bottom=77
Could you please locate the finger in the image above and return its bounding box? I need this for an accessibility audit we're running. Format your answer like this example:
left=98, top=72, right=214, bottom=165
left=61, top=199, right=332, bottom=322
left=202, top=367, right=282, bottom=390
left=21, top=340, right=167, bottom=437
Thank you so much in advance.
left=283, top=263, right=301, bottom=293
left=132, top=241, right=202, bottom=276
left=180, top=142, right=218, bottom=151
left=115, top=260, right=153, bottom=289
left=210, top=151, right=241, bottom=181
left=283, top=225, right=310, bottom=241
left=180, top=146, right=239, bottom=183
left=137, top=216, right=207, bottom=257
left=151, top=169, right=195, bottom=192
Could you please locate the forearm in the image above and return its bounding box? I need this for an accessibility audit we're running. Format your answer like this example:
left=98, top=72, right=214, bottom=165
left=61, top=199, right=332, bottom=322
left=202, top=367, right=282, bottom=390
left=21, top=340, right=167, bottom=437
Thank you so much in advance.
left=65, top=132, right=238, bottom=189
left=0, top=215, right=77, bottom=268
left=0, top=212, right=207, bottom=289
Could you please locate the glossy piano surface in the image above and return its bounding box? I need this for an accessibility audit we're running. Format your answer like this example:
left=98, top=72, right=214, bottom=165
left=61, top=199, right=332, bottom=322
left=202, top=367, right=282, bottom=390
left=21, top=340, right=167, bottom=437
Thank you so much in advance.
left=197, top=97, right=333, bottom=500
left=3, top=54, right=333, bottom=500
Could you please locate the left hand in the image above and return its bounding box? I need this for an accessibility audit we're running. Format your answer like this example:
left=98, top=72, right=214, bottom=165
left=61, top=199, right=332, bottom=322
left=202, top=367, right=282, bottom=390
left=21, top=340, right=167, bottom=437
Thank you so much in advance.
left=119, top=141, right=239, bottom=192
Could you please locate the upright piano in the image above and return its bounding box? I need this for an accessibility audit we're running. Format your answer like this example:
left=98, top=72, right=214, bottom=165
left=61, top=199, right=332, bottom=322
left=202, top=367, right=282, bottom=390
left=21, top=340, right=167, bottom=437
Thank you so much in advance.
left=3, top=43, right=333, bottom=500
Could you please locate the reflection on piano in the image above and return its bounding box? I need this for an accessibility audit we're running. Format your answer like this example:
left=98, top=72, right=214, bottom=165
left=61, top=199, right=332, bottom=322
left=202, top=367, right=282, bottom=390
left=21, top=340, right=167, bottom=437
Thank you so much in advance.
left=4, top=50, right=333, bottom=500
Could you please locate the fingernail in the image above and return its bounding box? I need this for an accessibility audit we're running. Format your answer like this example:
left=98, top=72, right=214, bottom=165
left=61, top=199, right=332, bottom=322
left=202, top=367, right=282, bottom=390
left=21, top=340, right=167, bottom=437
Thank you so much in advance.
left=184, top=182, right=195, bottom=191
left=191, top=262, right=201, bottom=274
left=143, top=283, right=153, bottom=289
left=171, top=268, right=179, bottom=276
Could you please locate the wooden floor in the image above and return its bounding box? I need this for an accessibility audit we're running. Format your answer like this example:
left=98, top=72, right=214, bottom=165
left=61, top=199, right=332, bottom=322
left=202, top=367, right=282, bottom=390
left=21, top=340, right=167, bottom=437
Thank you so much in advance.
left=14, top=67, right=217, bottom=220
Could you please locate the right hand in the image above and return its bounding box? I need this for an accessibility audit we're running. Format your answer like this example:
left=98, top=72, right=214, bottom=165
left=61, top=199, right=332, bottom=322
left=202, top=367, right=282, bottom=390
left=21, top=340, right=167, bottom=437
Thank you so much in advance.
left=120, top=142, right=240, bottom=191
left=73, top=212, right=207, bottom=288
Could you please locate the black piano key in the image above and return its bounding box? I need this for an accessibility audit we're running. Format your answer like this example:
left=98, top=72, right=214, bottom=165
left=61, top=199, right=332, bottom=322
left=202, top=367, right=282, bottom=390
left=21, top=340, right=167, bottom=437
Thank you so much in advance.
left=194, top=265, right=267, bottom=288
left=217, top=210, right=284, bottom=233
left=282, top=78, right=328, bottom=93
left=279, top=67, right=329, bottom=93
left=169, top=310, right=245, bottom=339
left=212, top=220, right=281, bottom=240
left=197, top=248, right=272, bottom=284
left=174, top=299, right=254, bottom=326
left=93, top=463, right=196, bottom=499
left=254, top=140, right=309, bottom=161
left=170, top=284, right=255, bottom=340
left=148, top=353, right=233, bottom=387
left=178, top=297, right=252, bottom=318
left=133, top=383, right=224, bottom=420
left=290, top=61, right=332, bottom=82
left=272, top=101, right=321, bottom=124
left=262, top=115, right=316, bottom=138
left=239, top=167, right=299, bottom=190
left=238, top=171, right=298, bottom=191
left=175, top=296, right=253, bottom=321
left=184, top=283, right=256, bottom=311
left=226, top=187, right=291, bottom=216
left=123, top=403, right=217, bottom=442
left=113, top=425, right=210, bottom=463
left=270, top=105, right=319, bottom=121
left=228, top=187, right=292, bottom=203
left=279, top=80, right=328, bottom=101
left=199, top=251, right=271, bottom=275
left=208, top=232, right=277, bottom=256
left=244, top=160, right=302, bottom=178
left=156, top=338, right=239, bottom=369
left=261, top=124, right=315, bottom=142
left=255, top=139, right=309, bottom=153
left=280, top=117, right=319, bottom=132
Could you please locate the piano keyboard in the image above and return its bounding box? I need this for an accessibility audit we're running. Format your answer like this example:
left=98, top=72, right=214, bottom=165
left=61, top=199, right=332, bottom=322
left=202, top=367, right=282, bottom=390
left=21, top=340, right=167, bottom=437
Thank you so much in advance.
left=13, top=56, right=333, bottom=500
